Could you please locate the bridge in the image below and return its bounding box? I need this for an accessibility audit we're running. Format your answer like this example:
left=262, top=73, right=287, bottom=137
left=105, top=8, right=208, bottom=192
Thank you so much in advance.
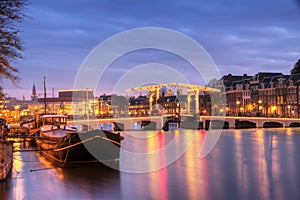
left=68, top=116, right=164, bottom=131
left=68, top=115, right=300, bottom=131
left=125, top=82, right=220, bottom=115
left=200, top=116, right=300, bottom=129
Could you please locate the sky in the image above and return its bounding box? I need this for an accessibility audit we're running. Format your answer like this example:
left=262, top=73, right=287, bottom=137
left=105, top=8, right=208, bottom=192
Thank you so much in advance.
left=3, top=0, right=300, bottom=99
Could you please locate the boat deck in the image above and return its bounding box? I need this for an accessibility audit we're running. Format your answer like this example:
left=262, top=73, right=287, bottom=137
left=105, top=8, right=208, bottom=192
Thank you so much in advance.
left=42, top=129, right=75, bottom=138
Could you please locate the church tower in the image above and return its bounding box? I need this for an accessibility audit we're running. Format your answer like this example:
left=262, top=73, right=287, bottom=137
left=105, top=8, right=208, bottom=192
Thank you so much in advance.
left=31, top=83, right=38, bottom=101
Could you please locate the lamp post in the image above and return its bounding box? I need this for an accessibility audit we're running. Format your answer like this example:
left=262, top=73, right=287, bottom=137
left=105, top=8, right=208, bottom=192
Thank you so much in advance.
left=287, top=105, right=291, bottom=118
left=258, top=100, right=262, bottom=116
left=236, top=100, right=241, bottom=116
left=297, top=80, right=300, bottom=118
left=34, top=105, right=38, bottom=115
left=14, top=105, right=20, bottom=122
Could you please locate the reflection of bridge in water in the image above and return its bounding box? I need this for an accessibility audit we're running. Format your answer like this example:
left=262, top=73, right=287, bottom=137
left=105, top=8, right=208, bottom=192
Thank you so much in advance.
left=69, top=115, right=300, bottom=131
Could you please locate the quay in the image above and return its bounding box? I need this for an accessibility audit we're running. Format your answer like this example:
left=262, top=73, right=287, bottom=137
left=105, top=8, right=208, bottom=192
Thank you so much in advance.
left=0, top=140, right=13, bottom=181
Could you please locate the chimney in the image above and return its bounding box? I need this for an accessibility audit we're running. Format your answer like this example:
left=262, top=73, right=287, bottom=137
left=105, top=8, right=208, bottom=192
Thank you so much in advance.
left=228, top=74, right=232, bottom=82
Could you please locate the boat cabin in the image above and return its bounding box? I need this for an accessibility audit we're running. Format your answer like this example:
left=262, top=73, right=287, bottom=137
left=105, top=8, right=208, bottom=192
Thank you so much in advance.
left=41, top=115, right=68, bottom=132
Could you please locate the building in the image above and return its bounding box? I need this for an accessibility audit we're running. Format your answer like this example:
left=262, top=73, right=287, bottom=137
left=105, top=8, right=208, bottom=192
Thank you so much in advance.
left=36, top=89, right=97, bottom=117
left=98, top=94, right=129, bottom=117
left=128, top=95, right=149, bottom=116
left=0, top=97, right=31, bottom=123
left=31, top=83, right=38, bottom=101
left=223, top=72, right=300, bottom=117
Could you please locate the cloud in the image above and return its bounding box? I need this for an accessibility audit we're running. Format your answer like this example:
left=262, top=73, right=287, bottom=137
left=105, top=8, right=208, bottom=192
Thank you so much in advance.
left=4, top=0, right=300, bottom=99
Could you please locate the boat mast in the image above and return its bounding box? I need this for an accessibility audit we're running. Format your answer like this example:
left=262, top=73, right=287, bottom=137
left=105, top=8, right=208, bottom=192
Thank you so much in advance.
left=52, top=87, right=54, bottom=114
left=86, top=88, right=90, bottom=131
left=44, top=76, right=47, bottom=114
left=86, top=88, right=89, bottom=119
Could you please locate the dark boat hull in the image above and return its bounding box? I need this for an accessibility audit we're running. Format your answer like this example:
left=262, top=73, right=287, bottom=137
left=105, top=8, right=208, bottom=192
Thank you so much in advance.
left=36, top=130, right=122, bottom=165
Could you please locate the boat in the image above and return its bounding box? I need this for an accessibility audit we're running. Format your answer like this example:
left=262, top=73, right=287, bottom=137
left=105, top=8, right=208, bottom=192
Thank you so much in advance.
left=20, top=114, right=44, bottom=136
left=0, top=140, right=13, bottom=181
left=35, top=115, right=123, bottom=165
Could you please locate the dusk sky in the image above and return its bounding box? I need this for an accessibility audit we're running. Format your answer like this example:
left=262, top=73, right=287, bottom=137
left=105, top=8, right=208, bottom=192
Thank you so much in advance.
left=3, top=0, right=300, bottom=99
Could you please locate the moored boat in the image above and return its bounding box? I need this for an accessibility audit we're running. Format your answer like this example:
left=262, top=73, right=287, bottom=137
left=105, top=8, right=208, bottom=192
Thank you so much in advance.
left=20, top=114, right=43, bottom=136
left=0, top=140, right=13, bottom=181
left=36, top=115, right=123, bottom=165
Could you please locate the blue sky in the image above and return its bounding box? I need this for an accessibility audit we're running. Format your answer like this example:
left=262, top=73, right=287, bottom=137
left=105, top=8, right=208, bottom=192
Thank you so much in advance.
left=3, top=0, right=300, bottom=98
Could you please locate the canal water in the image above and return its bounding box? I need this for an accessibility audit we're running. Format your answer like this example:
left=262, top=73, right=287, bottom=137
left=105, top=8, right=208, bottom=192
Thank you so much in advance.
left=1, top=128, right=300, bottom=199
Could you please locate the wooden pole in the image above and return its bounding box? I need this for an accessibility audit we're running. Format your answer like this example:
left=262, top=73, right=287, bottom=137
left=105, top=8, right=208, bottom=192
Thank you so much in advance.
left=297, top=80, right=299, bottom=118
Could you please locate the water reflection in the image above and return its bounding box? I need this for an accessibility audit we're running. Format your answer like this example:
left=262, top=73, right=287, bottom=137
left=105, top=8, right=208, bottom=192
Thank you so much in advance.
left=1, top=128, right=300, bottom=199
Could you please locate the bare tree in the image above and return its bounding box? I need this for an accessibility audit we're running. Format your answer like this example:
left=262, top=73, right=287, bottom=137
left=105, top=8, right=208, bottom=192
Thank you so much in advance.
left=291, top=59, right=300, bottom=74
left=0, top=0, right=27, bottom=83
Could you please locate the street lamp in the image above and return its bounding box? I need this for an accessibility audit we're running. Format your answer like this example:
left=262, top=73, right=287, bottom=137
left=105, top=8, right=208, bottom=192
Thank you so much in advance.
left=258, top=100, right=262, bottom=116
left=34, top=105, right=38, bottom=114
left=287, top=105, right=291, bottom=118
left=14, top=105, right=20, bottom=122
left=236, top=100, right=241, bottom=116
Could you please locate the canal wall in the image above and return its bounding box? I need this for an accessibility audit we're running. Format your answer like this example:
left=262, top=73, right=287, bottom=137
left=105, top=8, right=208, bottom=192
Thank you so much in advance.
left=0, top=141, right=13, bottom=181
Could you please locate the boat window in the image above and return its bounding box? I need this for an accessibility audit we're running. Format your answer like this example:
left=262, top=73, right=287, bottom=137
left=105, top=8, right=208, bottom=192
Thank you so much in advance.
left=53, top=118, right=60, bottom=125
left=60, top=118, right=67, bottom=124
left=44, top=118, right=53, bottom=125
left=43, top=117, right=67, bottom=125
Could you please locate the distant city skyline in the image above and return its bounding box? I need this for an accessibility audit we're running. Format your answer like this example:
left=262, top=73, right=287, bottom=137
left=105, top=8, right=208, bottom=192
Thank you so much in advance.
left=3, top=0, right=300, bottom=99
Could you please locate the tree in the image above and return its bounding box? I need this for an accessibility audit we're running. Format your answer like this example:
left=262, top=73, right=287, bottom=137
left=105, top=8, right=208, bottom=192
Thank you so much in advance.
left=291, top=59, right=300, bottom=74
left=0, top=0, right=27, bottom=82
left=0, top=86, right=5, bottom=100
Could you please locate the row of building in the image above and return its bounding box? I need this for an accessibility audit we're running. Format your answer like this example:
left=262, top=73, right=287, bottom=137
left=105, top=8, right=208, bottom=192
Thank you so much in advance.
left=220, top=72, right=300, bottom=117
left=1, top=71, right=300, bottom=123
left=98, top=72, right=300, bottom=118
